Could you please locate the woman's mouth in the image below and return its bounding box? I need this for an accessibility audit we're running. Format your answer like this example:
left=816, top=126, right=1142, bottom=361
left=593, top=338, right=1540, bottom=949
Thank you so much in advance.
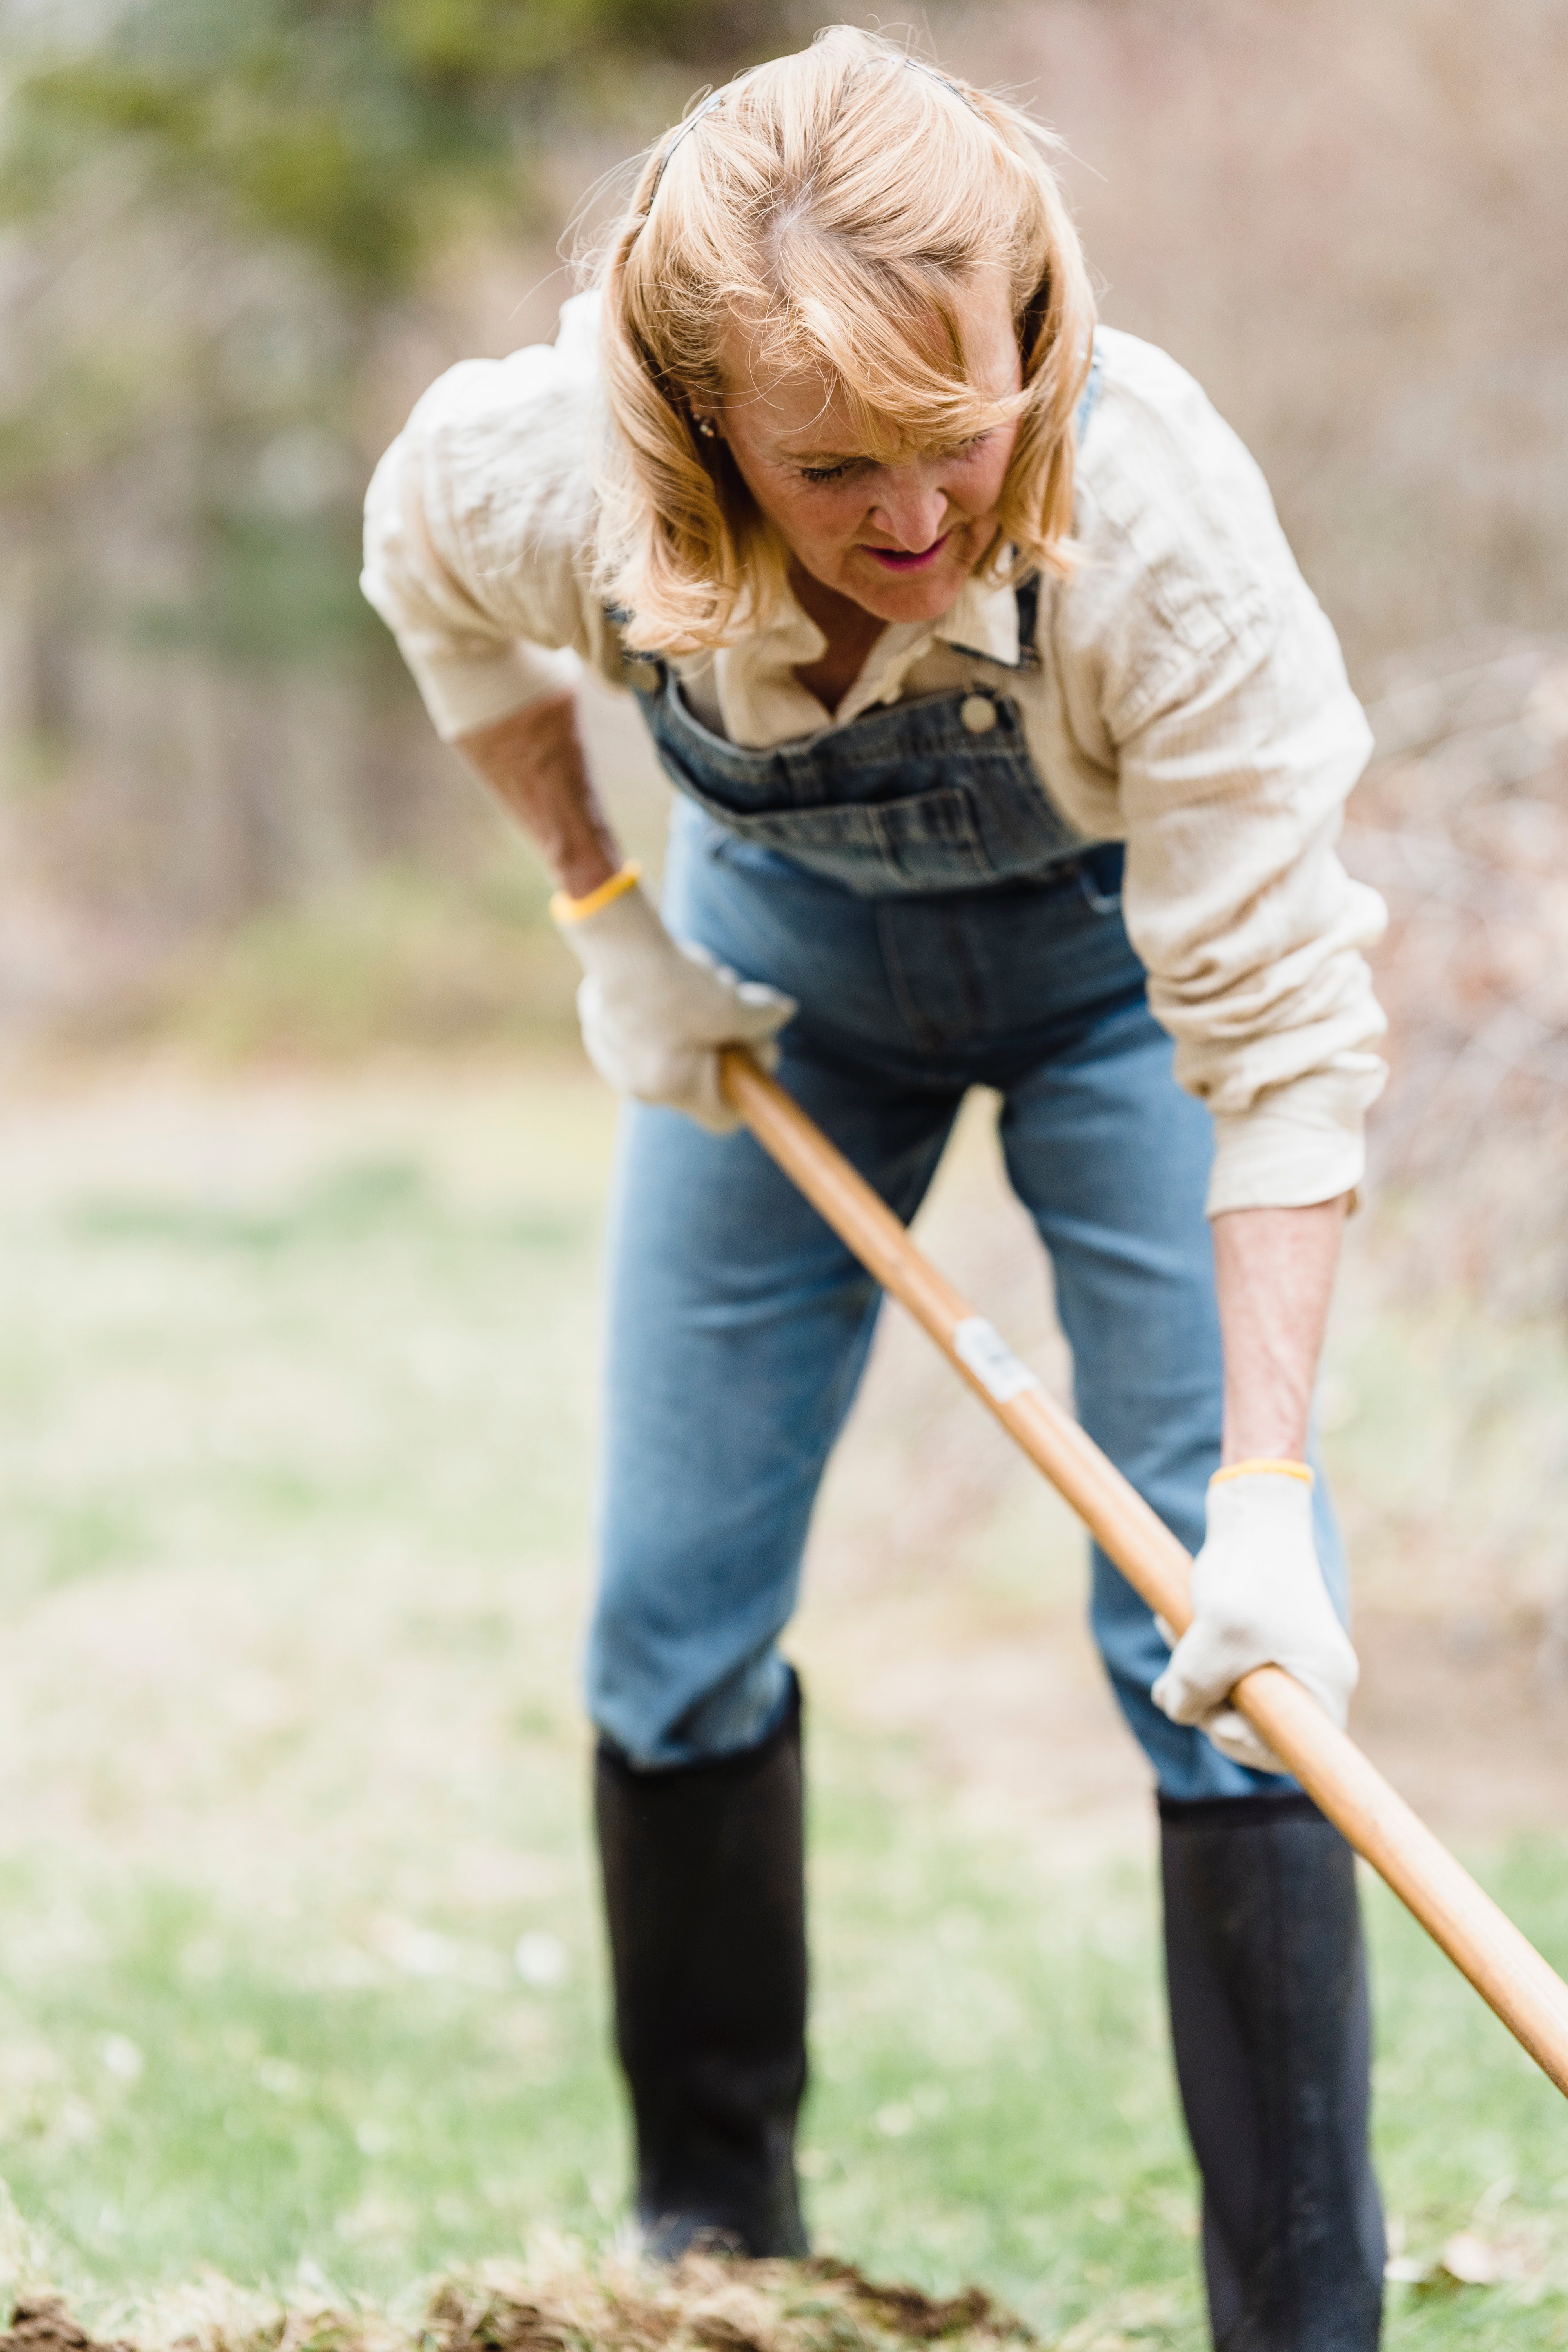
left=862, top=531, right=952, bottom=573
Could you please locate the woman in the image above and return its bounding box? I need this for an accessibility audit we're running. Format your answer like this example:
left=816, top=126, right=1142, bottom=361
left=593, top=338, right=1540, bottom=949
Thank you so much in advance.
left=364, top=30, right=1388, bottom=2347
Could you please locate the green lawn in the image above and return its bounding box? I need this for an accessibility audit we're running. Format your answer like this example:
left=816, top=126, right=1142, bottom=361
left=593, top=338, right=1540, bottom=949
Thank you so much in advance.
left=0, top=1063, right=1564, bottom=2347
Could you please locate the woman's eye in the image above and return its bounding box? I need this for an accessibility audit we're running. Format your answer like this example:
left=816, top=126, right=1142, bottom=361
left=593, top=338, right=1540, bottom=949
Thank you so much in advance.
left=799, top=432, right=991, bottom=486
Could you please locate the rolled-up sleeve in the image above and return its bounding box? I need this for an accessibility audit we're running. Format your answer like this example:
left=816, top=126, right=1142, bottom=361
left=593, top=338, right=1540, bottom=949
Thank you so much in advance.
left=361, top=297, right=602, bottom=741
left=1063, top=337, right=1389, bottom=1215
left=1114, top=602, right=1387, bottom=1213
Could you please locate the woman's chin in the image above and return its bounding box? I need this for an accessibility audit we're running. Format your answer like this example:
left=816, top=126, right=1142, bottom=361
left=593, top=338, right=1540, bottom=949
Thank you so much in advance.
left=842, top=550, right=975, bottom=623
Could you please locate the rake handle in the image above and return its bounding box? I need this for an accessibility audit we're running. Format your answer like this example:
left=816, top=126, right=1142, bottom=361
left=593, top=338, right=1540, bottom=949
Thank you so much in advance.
left=720, top=1046, right=1568, bottom=2100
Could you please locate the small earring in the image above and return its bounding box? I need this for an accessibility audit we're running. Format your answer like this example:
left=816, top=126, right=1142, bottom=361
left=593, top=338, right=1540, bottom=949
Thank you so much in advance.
left=696, top=417, right=717, bottom=441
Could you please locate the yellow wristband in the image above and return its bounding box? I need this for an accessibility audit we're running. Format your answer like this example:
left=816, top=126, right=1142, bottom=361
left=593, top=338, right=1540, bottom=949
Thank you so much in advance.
left=550, top=862, right=641, bottom=926
left=1210, top=1458, right=1314, bottom=1488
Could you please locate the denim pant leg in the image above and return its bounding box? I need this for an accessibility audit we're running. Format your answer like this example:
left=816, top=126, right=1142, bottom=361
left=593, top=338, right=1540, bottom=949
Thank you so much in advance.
left=998, top=989, right=1349, bottom=1801
left=588, top=1054, right=960, bottom=1769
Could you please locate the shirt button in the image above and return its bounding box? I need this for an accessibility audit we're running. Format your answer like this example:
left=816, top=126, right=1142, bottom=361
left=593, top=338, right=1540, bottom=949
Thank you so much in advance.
left=960, top=693, right=998, bottom=735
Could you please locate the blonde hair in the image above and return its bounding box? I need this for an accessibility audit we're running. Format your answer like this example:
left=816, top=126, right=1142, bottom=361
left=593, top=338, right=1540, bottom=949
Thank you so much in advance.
left=592, top=25, right=1096, bottom=656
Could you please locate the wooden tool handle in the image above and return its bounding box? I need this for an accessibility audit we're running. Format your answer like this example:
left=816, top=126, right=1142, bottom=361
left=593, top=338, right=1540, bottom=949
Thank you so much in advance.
left=721, top=1046, right=1568, bottom=2099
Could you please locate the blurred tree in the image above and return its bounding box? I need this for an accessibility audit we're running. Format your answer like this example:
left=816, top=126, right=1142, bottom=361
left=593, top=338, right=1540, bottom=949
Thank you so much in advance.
left=0, top=0, right=798, bottom=955
left=4, top=0, right=787, bottom=288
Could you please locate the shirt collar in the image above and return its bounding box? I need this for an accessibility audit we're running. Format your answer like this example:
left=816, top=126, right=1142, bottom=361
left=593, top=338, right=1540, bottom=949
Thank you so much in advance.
left=702, top=565, right=1025, bottom=747
left=851, top=571, right=1023, bottom=713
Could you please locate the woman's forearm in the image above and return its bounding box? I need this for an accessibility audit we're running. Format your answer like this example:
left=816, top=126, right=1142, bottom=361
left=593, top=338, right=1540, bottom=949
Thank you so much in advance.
left=1212, top=1198, right=1348, bottom=1463
left=456, top=691, right=622, bottom=900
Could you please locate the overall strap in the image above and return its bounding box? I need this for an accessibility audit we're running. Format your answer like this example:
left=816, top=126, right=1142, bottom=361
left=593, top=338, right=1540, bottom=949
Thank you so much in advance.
left=1074, top=336, right=1105, bottom=443
left=1012, top=577, right=1042, bottom=663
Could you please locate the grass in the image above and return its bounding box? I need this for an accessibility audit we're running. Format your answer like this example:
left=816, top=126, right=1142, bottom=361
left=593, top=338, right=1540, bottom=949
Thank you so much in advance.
left=0, top=1061, right=1564, bottom=2346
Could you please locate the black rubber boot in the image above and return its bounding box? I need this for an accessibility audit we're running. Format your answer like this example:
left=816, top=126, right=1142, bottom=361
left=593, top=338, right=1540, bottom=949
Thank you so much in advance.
left=594, top=1674, right=808, bottom=2259
left=1160, top=1791, right=1385, bottom=2351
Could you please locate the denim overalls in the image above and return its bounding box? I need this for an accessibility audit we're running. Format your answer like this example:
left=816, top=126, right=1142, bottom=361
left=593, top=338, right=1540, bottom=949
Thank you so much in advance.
left=587, top=372, right=1347, bottom=1800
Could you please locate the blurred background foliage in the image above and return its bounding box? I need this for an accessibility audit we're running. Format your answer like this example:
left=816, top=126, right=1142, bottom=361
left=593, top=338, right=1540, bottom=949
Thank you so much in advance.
left=0, top=0, right=803, bottom=1030
left=3, top=0, right=790, bottom=292
left=0, top=0, right=1564, bottom=1056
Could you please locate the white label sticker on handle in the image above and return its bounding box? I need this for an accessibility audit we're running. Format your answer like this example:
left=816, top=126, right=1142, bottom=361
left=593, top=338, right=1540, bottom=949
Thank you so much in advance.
left=953, top=1316, right=1041, bottom=1404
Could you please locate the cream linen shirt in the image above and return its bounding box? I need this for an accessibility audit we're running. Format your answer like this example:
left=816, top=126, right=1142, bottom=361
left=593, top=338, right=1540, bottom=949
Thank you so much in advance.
left=362, top=293, right=1387, bottom=1214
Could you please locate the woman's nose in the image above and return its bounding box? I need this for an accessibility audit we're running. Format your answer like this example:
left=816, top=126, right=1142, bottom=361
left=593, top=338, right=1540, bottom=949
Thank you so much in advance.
left=867, top=470, right=949, bottom=551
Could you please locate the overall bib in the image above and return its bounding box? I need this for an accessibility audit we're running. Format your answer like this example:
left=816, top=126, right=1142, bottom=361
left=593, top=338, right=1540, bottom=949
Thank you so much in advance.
left=587, top=371, right=1384, bottom=2342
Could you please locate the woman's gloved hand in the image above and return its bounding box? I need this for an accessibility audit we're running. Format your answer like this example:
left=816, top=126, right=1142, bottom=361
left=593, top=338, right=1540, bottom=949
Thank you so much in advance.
left=1151, top=1463, right=1358, bottom=1774
left=554, top=867, right=797, bottom=1134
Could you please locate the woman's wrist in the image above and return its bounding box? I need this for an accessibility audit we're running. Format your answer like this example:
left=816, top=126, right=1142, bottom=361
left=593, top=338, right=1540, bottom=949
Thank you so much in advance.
left=1211, top=1458, right=1314, bottom=1486
left=554, top=843, right=622, bottom=902
left=1220, top=1392, right=1312, bottom=1467
left=551, top=862, right=641, bottom=926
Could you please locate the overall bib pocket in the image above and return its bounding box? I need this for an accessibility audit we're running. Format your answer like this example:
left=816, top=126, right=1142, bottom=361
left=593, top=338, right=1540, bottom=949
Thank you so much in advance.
left=637, top=664, right=1091, bottom=897
left=650, top=688, right=998, bottom=892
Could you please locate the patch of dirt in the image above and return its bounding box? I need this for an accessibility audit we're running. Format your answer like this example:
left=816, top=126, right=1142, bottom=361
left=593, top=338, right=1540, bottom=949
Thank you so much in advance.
left=0, top=2301, right=134, bottom=2352
left=429, top=2256, right=1031, bottom=2352
left=807, top=2266, right=1024, bottom=2343
left=8, top=2258, right=1034, bottom=2352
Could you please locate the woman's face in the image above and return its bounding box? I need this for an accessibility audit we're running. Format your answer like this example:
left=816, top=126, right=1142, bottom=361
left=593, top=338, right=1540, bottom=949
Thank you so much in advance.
left=697, top=274, right=1024, bottom=626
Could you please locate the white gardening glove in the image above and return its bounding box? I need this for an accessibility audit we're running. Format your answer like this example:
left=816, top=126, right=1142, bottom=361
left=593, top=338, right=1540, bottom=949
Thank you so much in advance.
left=553, top=869, right=796, bottom=1134
left=1151, top=1464, right=1358, bottom=1775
